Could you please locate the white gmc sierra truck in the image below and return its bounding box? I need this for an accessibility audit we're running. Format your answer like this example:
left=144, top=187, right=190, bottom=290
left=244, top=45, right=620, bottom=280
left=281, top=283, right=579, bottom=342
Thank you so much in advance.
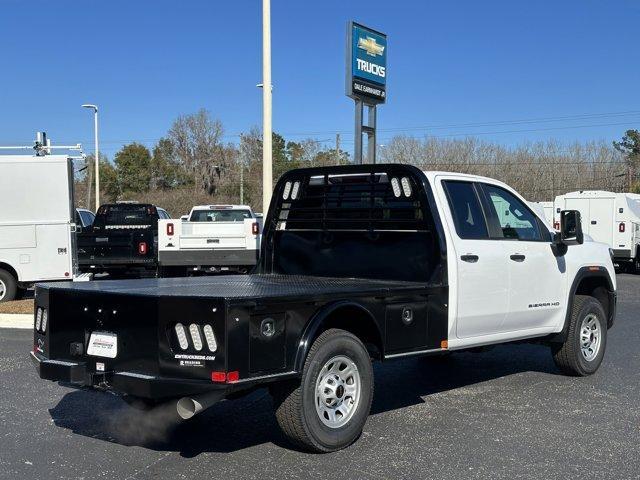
left=32, top=165, right=616, bottom=452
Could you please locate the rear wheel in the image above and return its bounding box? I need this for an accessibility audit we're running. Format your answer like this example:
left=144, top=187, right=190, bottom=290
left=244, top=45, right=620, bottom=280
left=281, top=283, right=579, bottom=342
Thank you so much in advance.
left=0, top=269, right=17, bottom=303
left=272, top=328, right=374, bottom=452
left=551, top=295, right=607, bottom=376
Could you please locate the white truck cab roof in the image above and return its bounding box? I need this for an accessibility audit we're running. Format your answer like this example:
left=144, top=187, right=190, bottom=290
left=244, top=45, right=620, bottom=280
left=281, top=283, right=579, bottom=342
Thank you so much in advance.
left=190, top=205, right=254, bottom=211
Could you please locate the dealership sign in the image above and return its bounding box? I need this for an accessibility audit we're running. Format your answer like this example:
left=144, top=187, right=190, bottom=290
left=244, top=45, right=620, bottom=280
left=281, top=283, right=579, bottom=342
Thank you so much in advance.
left=346, top=22, right=387, bottom=103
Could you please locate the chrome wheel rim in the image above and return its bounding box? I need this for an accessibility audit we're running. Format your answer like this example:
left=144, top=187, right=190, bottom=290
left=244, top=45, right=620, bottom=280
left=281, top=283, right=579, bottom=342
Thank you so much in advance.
left=580, top=313, right=602, bottom=362
left=0, top=279, right=5, bottom=301
left=315, top=355, right=361, bottom=429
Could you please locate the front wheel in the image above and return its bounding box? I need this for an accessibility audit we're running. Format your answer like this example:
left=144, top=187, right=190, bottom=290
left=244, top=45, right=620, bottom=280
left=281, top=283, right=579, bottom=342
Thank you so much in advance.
left=272, top=328, right=374, bottom=452
left=551, top=295, right=607, bottom=376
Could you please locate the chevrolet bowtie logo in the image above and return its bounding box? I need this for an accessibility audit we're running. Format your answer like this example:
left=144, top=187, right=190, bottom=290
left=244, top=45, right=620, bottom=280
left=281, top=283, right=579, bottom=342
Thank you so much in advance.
left=358, top=36, right=385, bottom=57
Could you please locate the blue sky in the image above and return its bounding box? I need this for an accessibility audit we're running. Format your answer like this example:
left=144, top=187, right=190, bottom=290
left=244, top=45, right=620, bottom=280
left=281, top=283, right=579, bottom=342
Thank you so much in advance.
left=1, top=0, right=639, bottom=159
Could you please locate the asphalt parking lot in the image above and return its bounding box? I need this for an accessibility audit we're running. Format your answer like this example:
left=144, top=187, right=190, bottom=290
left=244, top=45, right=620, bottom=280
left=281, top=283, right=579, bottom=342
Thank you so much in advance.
left=1, top=275, right=639, bottom=480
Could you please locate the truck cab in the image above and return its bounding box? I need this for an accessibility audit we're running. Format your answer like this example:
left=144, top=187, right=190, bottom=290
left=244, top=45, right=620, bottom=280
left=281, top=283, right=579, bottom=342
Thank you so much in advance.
left=31, top=164, right=616, bottom=452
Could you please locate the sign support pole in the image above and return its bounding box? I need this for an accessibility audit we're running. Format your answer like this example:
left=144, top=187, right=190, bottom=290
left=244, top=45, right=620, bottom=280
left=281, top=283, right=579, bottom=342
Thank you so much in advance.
left=367, top=104, right=376, bottom=164
left=354, top=100, right=377, bottom=165
left=354, top=100, right=363, bottom=164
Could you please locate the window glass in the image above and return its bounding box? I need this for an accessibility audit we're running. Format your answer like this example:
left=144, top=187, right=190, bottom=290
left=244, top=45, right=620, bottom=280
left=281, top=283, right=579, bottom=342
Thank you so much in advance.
left=190, top=209, right=252, bottom=222
left=94, top=204, right=156, bottom=226
left=443, top=181, right=488, bottom=239
left=483, top=184, right=542, bottom=241
left=79, top=211, right=94, bottom=226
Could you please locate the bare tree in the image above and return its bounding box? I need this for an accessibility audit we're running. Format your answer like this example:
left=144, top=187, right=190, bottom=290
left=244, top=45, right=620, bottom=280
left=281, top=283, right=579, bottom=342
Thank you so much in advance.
left=168, top=109, right=227, bottom=195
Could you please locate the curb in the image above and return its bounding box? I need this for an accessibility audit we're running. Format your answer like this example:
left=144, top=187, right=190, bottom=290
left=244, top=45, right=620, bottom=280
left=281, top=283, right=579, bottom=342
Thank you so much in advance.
left=0, top=314, right=32, bottom=329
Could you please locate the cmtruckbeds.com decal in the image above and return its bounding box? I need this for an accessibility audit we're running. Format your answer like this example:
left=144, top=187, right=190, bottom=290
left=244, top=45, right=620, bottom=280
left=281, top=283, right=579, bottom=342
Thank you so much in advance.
left=174, top=354, right=216, bottom=361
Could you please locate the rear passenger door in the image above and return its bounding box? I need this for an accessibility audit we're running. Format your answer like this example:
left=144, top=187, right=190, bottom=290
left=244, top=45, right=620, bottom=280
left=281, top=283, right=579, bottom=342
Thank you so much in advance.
left=479, top=183, right=567, bottom=332
left=441, top=180, right=511, bottom=338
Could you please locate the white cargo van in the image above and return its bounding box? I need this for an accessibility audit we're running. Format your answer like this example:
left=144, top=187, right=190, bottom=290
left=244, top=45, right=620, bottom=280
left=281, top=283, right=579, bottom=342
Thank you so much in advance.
left=0, top=154, right=78, bottom=301
left=554, top=190, right=640, bottom=270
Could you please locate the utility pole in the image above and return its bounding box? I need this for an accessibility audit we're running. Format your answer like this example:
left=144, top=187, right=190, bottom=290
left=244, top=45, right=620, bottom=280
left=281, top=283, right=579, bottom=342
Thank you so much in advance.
left=239, top=163, right=244, bottom=204
left=82, top=104, right=99, bottom=210
left=335, top=133, right=341, bottom=165
left=262, top=0, right=273, bottom=214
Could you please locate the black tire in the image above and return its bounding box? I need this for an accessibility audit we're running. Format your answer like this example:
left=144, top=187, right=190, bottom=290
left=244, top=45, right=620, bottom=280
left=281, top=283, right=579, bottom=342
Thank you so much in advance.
left=551, top=295, right=607, bottom=376
left=272, top=328, right=374, bottom=452
left=0, top=269, right=17, bottom=303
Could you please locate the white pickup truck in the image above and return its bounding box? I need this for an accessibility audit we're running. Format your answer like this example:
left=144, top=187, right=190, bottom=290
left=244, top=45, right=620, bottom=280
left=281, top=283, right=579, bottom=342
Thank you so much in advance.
left=158, top=205, right=261, bottom=276
left=32, top=165, right=616, bottom=452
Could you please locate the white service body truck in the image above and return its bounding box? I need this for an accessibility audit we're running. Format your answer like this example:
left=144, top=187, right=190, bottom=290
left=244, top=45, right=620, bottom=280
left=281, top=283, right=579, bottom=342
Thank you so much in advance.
left=0, top=154, right=77, bottom=301
left=529, top=201, right=554, bottom=228
left=158, top=205, right=262, bottom=275
left=554, top=190, right=640, bottom=270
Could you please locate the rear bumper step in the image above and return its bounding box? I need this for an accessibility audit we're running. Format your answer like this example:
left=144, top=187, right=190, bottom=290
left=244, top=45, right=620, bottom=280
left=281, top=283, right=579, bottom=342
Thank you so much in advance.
left=30, top=351, right=227, bottom=400
left=158, top=249, right=258, bottom=267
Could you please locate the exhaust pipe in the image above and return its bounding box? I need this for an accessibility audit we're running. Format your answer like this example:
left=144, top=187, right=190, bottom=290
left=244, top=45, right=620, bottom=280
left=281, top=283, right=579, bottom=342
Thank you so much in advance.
left=176, top=391, right=224, bottom=420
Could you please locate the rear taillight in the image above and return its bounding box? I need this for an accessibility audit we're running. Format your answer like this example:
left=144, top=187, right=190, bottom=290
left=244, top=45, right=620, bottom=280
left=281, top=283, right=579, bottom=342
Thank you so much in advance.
left=166, top=222, right=174, bottom=236
left=619, top=223, right=625, bottom=233
left=35, top=308, right=48, bottom=334
left=138, top=242, right=148, bottom=254
left=211, top=371, right=239, bottom=383
left=252, top=222, right=259, bottom=235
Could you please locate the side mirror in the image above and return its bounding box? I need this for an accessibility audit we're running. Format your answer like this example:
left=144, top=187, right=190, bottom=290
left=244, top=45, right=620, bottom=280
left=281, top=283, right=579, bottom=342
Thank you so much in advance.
left=560, top=210, right=583, bottom=246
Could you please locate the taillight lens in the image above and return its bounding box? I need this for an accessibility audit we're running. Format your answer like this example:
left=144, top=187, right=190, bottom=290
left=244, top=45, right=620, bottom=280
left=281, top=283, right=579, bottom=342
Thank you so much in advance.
left=167, top=223, right=174, bottom=236
left=252, top=222, right=259, bottom=235
left=189, top=324, right=203, bottom=351
left=41, top=309, right=48, bottom=333
left=35, top=308, right=43, bottom=331
left=203, top=324, right=217, bottom=352
left=619, top=223, right=625, bottom=233
left=174, top=323, right=189, bottom=350
left=138, top=242, right=147, bottom=254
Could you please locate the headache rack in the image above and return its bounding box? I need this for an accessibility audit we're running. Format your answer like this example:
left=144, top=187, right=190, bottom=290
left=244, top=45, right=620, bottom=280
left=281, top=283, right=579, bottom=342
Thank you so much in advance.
left=275, top=170, right=429, bottom=233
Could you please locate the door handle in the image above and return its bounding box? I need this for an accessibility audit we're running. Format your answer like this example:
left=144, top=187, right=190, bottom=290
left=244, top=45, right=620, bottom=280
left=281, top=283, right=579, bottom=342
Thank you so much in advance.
left=460, top=254, right=479, bottom=263
left=510, top=254, right=526, bottom=262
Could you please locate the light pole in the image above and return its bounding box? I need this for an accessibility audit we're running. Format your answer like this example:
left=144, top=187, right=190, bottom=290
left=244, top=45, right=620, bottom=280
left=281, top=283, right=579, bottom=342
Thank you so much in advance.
left=82, top=104, right=99, bottom=210
left=261, top=0, right=272, bottom=214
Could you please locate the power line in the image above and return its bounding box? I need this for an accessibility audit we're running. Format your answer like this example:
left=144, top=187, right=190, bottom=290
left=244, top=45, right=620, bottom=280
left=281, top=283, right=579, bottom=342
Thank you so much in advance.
left=5, top=109, right=638, bottom=152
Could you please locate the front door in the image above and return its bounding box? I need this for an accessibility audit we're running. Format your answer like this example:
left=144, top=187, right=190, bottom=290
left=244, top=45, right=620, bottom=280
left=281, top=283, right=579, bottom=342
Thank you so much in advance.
left=480, top=183, right=567, bottom=332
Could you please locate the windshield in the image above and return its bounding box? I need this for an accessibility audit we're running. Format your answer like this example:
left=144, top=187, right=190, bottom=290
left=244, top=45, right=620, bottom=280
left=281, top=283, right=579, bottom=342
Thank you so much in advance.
left=190, top=209, right=252, bottom=222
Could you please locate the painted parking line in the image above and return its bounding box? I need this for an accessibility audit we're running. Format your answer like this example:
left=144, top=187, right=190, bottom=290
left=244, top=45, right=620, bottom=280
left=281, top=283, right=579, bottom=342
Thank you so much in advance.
left=0, top=314, right=32, bottom=329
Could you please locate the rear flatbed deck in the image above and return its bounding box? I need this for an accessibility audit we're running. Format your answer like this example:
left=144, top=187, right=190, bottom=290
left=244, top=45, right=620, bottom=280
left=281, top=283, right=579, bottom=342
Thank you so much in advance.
left=39, top=274, right=429, bottom=300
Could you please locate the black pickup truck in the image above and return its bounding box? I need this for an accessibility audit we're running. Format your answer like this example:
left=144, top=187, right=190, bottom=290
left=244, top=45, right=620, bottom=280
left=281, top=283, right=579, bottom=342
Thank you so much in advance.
left=31, top=164, right=616, bottom=452
left=77, top=203, right=170, bottom=276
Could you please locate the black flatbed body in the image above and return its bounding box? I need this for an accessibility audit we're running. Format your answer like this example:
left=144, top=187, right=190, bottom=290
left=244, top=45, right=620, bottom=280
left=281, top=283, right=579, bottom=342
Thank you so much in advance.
left=41, top=274, right=430, bottom=300
left=32, top=164, right=450, bottom=402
